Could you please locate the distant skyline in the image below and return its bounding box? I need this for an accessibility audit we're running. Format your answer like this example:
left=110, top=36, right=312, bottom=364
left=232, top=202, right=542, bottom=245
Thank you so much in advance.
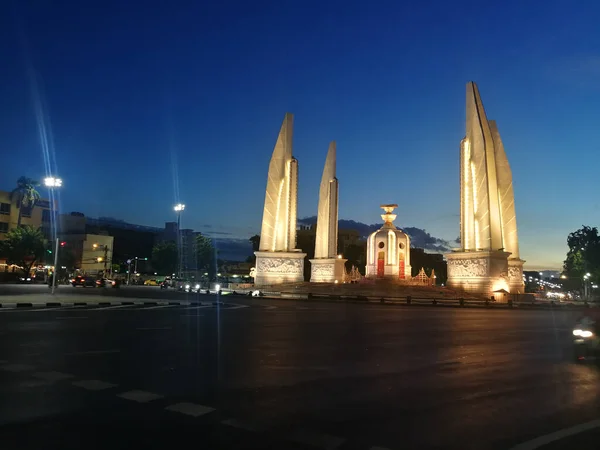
left=2, top=0, right=600, bottom=270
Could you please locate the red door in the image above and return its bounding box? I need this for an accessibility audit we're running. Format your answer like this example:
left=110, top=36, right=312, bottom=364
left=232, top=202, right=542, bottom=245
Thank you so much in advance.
left=398, top=253, right=405, bottom=279
left=377, top=252, right=385, bottom=277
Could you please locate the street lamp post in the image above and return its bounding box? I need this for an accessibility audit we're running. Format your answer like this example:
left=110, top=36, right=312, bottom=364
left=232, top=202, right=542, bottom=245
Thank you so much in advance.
left=174, top=204, right=185, bottom=279
left=44, top=177, right=62, bottom=295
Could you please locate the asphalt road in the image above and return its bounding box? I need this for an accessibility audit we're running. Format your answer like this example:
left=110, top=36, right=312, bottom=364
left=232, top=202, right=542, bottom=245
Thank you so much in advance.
left=1, top=287, right=599, bottom=449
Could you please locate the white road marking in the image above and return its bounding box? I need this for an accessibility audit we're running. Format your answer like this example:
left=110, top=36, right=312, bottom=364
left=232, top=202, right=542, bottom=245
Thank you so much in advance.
left=72, top=379, right=118, bottom=390
left=65, top=349, right=120, bottom=356
left=136, top=327, right=172, bottom=331
left=165, top=402, right=215, bottom=417
left=117, top=390, right=163, bottom=403
left=182, top=304, right=212, bottom=310
left=1, top=363, right=35, bottom=372
left=139, top=304, right=176, bottom=310
left=90, top=304, right=133, bottom=310
left=265, top=305, right=277, bottom=310
left=221, top=418, right=265, bottom=432
left=226, top=304, right=250, bottom=310
left=289, top=429, right=346, bottom=450
left=509, top=418, right=600, bottom=450
left=32, top=371, right=75, bottom=382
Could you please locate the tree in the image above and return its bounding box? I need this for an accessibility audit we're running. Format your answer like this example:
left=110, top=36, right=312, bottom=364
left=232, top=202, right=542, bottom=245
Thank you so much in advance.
left=196, top=233, right=216, bottom=277
left=344, top=243, right=366, bottom=274
left=151, top=241, right=178, bottom=276
left=246, top=234, right=260, bottom=264
left=563, top=226, right=600, bottom=290
left=0, top=226, right=47, bottom=276
left=10, top=176, right=41, bottom=227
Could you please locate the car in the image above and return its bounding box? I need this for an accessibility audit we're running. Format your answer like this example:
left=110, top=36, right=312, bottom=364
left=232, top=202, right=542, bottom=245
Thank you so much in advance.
left=144, top=279, right=159, bottom=286
left=96, top=278, right=119, bottom=288
left=71, top=276, right=96, bottom=287
left=17, top=276, right=33, bottom=284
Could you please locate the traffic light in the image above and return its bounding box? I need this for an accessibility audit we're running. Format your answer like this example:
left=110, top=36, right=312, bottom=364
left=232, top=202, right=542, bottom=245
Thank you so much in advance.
left=47, top=249, right=52, bottom=254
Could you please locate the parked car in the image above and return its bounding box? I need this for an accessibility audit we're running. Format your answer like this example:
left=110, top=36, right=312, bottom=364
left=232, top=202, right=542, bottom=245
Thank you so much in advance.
left=71, top=276, right=96, bottom=287
left=144, top=279, right=159, bottom=286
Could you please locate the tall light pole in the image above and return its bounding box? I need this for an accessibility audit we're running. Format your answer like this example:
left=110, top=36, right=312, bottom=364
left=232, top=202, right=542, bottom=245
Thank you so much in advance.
left=174, top=204, right=185, bottom=279
left=44, top=177, right=62, bottom=295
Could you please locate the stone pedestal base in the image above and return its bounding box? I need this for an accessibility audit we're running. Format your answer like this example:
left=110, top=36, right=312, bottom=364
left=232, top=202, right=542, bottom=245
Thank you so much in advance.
left=508, top=258, right=525, bottom=294
left=447, top=250, right=518, bottom=299
left=310, top=258, right=347, bottom=283
left=254, top=251, right=306, bottom=286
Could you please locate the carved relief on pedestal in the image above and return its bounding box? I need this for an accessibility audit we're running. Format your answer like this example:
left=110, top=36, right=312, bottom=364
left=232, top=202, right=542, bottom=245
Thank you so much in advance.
left=312, top=264, right=334, bottom=277
left=256, top=257, right=303, bottom=274
left=447, top=258, right=488, bottom=278
left=508, top=264, right=522, bottom=281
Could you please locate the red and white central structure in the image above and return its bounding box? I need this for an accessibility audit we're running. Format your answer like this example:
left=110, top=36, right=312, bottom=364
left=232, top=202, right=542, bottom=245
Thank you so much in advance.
left=365, top=205, right=412, bottom=280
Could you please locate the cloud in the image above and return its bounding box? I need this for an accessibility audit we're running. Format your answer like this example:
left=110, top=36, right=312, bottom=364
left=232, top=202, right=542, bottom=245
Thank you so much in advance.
left=211, top=237, right=252, bottom=261
left=299, top=216, right=453, bottom=252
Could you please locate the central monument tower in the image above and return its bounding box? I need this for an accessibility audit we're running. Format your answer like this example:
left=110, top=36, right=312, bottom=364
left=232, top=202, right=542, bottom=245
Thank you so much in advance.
left=447, top=82, right=524, bottom=297
left=254, top=113, right=306, bottom=285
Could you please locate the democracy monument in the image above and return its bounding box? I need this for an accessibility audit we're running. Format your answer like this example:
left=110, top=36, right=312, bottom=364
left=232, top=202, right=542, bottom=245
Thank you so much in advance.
left=253, top=82, right=524, bottom=298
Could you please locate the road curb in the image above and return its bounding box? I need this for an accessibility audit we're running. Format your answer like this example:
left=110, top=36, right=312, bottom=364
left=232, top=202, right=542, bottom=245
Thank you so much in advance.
left=16, top=303, right=33, bottom=308
left=46, top=302, right=62, bottom=307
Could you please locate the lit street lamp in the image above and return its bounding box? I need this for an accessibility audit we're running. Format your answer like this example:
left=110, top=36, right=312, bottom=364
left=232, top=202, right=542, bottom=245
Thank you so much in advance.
left=174, top=204, right=185, bottom=279
left=44, top=176, right=62, bottom=295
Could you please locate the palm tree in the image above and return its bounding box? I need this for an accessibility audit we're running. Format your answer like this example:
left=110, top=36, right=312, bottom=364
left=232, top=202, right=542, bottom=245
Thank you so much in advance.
left=10, top=176, right=41, bottom=228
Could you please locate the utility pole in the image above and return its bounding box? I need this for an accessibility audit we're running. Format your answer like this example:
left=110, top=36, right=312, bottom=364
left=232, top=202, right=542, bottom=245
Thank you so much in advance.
left=103, top=245, right=108, bottom=276
left=51, top=238, right=59, bottom=295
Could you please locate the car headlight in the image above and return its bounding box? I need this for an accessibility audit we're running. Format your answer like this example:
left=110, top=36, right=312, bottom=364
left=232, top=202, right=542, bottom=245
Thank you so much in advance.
left=26, top=278, right=31, bottom=281
left=195, top=284, right=200, bottom=289
left=185, top=284, right=190, bottom=289
left=573, top=329, right=583, bottom=336
left=581, top=330, right=594, bottom=338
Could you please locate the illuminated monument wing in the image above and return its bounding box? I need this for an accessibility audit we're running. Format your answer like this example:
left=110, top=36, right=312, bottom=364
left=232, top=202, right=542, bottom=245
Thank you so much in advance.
left=254, top=113, right=306, bottom=285
left=447, top=82, right=525, bottom=297
left=310, top=142, right=346, bottom=283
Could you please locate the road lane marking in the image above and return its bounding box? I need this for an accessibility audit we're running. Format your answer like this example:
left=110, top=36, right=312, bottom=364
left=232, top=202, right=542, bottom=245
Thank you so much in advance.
left=139, top=304, right=176, bottom=310
left=265, top=305, right=277, bottom=310
left=226, top=304, right=250, bottom=310
left=117, top=390, right=163, bottom=403
left=72, top=380, right=118, bottom=390
left=509, top=418, right=600, bottom=450
left=222, top=418, right=266, bottom=432
left=32, top=371, right=75, bottom=382
left=136, top=327, right=172, bottom=331
left=182, top=304, right=212, bottom=310
left=289, top=429, right=346, bottom=450
left=65, top=349, right=120, bottom=356
left=89, top=304, right=134, bottom=310
left=1, top=363, right=35, bottom=372
left=165, top=402, right=215, bottom=417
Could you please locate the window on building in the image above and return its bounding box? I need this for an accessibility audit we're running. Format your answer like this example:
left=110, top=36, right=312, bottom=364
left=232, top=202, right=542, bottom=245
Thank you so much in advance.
left=21, top=204, right=32, bottom=218
left=0, top=222, right=8, bottom=233
left=42, top=209, right=51, bottom=222
left=0, top=203, right=10, bottom=215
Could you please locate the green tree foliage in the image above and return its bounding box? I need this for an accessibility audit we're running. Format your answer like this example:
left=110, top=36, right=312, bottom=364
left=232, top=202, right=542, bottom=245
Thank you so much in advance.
left=196, top=233, right=216, bottom=277
left=344, top=243, right=366, bottom=274
left=563, top=226, right=600, bottom=287
left=151, top=241, right=178, bottom=276
left=246, top=234, right=261, bottom=264
left=0, top=226, right=47, bottom=275
left=10, top=176, right=41, bottom=227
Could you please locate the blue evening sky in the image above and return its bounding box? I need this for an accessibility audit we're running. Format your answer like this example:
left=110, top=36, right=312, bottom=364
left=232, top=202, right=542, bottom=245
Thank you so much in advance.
left=1, top=0, right=599, bottom=269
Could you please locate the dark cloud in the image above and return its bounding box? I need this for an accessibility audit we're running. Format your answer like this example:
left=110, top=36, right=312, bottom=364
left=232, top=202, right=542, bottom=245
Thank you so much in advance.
left=299, top=216, right=452, bottom=253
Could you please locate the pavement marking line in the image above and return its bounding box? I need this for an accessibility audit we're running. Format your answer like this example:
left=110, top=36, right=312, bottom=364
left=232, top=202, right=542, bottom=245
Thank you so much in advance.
left=117, top=390, right=163, bottom=403
left=32, top=371, right=75, bottom=382
left=509, top=418, right=600, bottom=450
left=89, top=304, right=135, bottom=310
left=65, top=349, right=120, bottom=356
left=139, top=304, right=177, bottom=310
left=165, top=402, right=215, bottom=417
left=72, top=380, right=118, bottom=390
left=221, top=418, right=266, bottom=432
left=289, top=429, right=346, bottom=450
left=264, top=305, right=277, bottom=310
left=56, top=316, right=89, bottom=319
left=182, top=304, right=212, bottom=310
left=136, top=327, right=172, bottom=331
left=1, top=363, right=35, bottom=372
left=225, top=304, right=250, bottom=310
